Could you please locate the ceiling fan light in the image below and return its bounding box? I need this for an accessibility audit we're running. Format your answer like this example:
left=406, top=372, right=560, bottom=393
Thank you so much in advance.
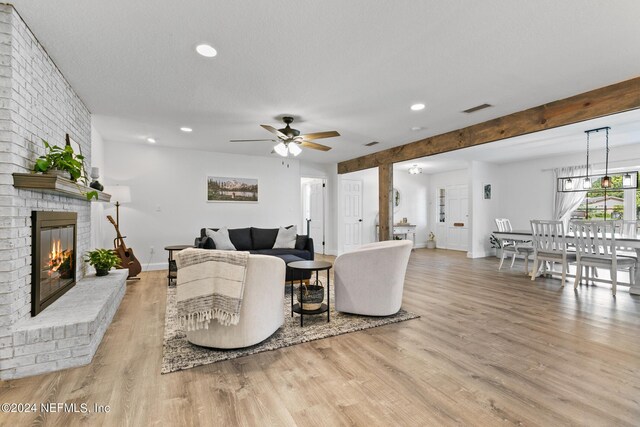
left=408, top=165, right=422, bottom=175
left=274, top=142, right=288, bottom=157
left=288, top=143, right=302, bottom=156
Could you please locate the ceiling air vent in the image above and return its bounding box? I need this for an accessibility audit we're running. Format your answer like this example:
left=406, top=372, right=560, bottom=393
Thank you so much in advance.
left=365, top=141, right=380, bottom=146
left=463, top=103, right=492, bottom=114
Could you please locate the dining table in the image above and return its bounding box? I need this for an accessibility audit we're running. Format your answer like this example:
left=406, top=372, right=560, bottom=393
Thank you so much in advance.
left=493, top=230, right=640, bottom=295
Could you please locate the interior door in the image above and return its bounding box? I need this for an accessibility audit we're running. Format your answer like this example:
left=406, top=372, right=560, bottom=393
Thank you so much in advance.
left=342, top=179, right=363, bottom=252
left=446, top=185, right=469, bottom=251
left=309, top=181, right=325, bottom=254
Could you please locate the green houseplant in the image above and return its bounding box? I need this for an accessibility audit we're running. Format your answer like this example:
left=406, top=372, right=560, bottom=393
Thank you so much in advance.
left=489, top=234, right=502, bottom=258
left=33, top=139, right=98, bottom=200
left=84, top=249, right=121, bottom=276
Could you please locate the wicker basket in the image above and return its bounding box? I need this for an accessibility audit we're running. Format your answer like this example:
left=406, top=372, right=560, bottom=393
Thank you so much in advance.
left=297, top=282, right=324, bottom=311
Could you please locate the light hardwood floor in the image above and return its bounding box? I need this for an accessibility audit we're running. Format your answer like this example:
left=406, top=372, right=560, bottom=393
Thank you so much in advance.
left=1, top=249, right=639, bottom=426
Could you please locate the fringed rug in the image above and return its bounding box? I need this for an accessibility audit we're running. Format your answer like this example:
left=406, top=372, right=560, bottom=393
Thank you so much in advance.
left=162, top=284, right=419, bottom=374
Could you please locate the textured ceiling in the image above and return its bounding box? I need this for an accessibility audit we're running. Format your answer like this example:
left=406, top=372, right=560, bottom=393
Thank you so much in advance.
left=9, top=0, right=640, bottom=163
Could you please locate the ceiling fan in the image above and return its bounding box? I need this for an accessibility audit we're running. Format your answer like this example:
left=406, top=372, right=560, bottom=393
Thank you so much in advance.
left=230, top=116, right=340, bottom=157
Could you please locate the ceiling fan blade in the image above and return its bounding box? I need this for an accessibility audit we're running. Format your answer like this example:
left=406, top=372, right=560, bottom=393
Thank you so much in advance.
left=300, top=140, right=332, bottom=151
left=229, top=139, right=275, bottom=143
left=260, top=125, right=288, bottom=139
left=299, top=131, right=340, bottom=140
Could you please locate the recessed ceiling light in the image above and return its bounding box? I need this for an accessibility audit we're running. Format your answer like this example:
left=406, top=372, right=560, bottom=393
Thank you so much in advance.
left=411, top=126, right=423, bottom=131
left=410, top=103, right=425, bottom=111
left=195, top=44, right=217, bottom=57
left=147, top=137, right=156, bottom=143
left=180, top=127, right=193, bottom=132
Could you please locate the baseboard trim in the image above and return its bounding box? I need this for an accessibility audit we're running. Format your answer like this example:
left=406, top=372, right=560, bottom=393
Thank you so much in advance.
left=143, top=262, right=167, bottom=272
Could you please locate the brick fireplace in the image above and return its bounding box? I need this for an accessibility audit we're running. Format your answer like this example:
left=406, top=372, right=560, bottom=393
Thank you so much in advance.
left=0, top=5, right=124, bottom=380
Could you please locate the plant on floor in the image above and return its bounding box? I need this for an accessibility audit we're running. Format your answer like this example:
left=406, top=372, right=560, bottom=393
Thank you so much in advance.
left=489, top=234, right=502, bottom=249
left=84, top=248, right=121, bottom=276
left=33, top=139, right=98, bottom=200
left=428, top=232, right=436, bottom=241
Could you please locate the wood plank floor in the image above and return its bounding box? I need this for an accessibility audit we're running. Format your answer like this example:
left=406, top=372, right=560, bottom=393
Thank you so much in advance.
left=1, top=249, right=639, bottom=426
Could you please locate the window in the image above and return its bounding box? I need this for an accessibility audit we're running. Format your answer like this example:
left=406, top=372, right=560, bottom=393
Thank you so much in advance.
left=572, top=173, right=638, bottom=220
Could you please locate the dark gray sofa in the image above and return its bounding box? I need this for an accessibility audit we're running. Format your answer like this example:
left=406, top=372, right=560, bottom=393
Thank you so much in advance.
left=194, top=227, right=314, bottom=281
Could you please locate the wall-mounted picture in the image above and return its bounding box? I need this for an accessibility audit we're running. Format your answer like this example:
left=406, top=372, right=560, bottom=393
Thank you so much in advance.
left=483, top=183, right=492, bottom=200
left=207, top=176, right=258, bottom=202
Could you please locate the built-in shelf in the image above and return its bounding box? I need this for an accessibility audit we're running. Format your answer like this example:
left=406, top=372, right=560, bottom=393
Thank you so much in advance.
left=12, top=173, right=111, bottom=202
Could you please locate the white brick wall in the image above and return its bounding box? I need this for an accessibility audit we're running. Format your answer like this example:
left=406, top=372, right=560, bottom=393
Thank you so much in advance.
left=0, top=5, right=105, bottom=380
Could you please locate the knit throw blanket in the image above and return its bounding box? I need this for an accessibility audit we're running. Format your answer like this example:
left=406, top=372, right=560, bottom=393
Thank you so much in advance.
left=175, top=248, right=249, bottom=330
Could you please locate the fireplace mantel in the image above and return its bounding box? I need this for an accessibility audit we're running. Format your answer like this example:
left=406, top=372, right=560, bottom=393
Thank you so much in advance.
left=12, top=173, right=111, bottom=202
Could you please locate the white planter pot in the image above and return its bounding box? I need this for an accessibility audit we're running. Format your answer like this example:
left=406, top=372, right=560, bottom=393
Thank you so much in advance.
left=426, top=241, right=436, bottom=249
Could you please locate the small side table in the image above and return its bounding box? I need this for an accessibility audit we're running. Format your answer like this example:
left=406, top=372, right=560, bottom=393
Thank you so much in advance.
left=165, top=245, right=194, bottom=286
left=288, top=260, right=332, bottom=326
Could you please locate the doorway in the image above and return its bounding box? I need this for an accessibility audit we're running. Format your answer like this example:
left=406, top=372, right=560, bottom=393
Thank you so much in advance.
left=341, top=179, right=363, bottom=252
left=301, top=177, right=326, bottom=255
left=445, top=184, right=469, bottom=251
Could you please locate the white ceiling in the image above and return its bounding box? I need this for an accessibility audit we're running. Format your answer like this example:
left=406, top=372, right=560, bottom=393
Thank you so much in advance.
left=9, top=0, right=640, bottom=164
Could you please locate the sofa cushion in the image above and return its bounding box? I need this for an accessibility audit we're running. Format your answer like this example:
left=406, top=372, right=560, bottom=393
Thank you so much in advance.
left=229, top=227, right=252, bottom=251
left=250, top=248, right=312, bottom=260
left=295, top=235, right=308, bottom=250
left=251, top=227, right=278, bottom=250
left=206, top=227, right=236, bottom=250
left=201, top=236, right=216, bottom=249
left=273, top=226, right=297, bottom=249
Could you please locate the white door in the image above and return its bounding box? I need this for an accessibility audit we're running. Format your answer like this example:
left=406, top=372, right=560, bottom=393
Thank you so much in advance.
left=309, top=181, right=325, bottom=254
left=342, top=179, right=363, bottom=252
left=446, top=185, right=469, bottom=251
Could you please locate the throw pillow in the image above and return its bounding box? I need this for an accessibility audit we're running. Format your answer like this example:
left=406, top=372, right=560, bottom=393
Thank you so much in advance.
left=228, top=227, right=252, bottom=251
left=205, top=227, right=236, bottom=251
left=273, top=226, right=297, bottom=249
left=295, top=234, right=308, bottom=250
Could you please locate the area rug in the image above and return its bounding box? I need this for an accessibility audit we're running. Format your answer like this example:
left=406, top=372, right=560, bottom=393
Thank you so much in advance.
left=162, top=284, right=419, bottom=373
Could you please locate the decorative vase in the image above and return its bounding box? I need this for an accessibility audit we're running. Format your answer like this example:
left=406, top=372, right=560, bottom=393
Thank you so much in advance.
left=297, top=282, right=324, bottom=311
left=90, top=180, right=104, bottom=191
left=426, top=240, right=436, bottom=249
left=46, top=169, right=71, bottom=179
left=95, top=268, right=109, bottom=277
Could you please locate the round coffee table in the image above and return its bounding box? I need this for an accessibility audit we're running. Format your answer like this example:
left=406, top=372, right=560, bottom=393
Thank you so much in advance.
left=287, top=260, right=332, bottom=326
left=165, top=245, right=194, bottom=286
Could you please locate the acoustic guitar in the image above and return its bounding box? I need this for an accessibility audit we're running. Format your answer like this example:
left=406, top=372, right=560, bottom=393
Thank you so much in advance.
left=107, top=215, right=142, bottom=278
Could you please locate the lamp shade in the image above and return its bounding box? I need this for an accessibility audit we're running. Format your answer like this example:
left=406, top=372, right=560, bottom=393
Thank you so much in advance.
left=104, top=185, right=131, bottom=203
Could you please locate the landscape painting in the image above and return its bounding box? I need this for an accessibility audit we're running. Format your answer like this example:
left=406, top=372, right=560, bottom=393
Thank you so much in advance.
left=207, top=176, right=258, bottom=202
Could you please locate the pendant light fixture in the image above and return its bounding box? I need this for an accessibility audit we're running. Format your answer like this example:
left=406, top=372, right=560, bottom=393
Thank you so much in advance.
left=601, top=126, right=611, bottom=188
left=623, top=172, right=632, bottom=187
left=408, top=164, right=422, bottom=175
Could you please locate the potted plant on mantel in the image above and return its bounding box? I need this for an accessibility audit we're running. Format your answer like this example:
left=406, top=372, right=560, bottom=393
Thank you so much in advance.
left=84, top=249, right=121, bottom=276
left=32, top=139, right=98, bottom=200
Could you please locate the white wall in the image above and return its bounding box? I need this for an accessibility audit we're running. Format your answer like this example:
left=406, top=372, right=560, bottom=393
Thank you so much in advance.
left=469, top=161, right=501, bottom=258
left=90, top=123, right=105, bottom=250
left=393, top=169, right=430, bottom=247
left=103, top=142, right=302, bottom=270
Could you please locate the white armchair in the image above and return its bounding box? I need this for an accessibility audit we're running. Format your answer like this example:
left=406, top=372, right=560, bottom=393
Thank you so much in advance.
left=334, top=240, right=413, bottom=316
left=185, top=254, right=285, bottom=349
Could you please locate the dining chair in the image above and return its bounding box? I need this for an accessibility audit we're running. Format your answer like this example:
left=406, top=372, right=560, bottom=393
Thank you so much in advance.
left=573, top=220, right=636, bottom=296
left=530, top=220, right=576, bottom=287
left=495, top=218, right=533, bottom=274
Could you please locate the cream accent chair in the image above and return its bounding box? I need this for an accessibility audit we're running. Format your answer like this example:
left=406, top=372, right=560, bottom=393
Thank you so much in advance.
left=335, top=240, right=413, bottom=316
left=186, top=254, right=285, bottom=349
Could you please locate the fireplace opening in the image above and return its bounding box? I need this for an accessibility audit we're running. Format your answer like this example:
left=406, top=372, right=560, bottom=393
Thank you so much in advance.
left=32, top=211, right=77, bottom=316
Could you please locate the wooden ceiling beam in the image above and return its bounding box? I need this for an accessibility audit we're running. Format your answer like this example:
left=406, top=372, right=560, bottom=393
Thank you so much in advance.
left=337, top=76, right=640, bottom=174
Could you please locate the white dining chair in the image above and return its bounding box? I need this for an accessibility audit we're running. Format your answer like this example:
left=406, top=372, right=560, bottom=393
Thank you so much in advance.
left=573, top=220, right=636, bottom=296
left=495, top=218, right=533, bottom=274
left=530, top=220, right=576, bottom=287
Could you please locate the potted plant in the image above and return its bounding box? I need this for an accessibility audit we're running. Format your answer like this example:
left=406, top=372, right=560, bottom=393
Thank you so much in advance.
left=426, top=232, right=436, bottom=249
left=297, top=279, right=324, bottom=311
left=489, top=234, right=502, bottom=258
left=33, top=139, right=98, bottom=200
left=84, top=249, right=121, bottom=276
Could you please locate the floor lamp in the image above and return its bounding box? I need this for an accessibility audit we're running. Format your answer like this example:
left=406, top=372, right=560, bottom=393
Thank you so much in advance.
left=104, top=185, right=131, bottom=228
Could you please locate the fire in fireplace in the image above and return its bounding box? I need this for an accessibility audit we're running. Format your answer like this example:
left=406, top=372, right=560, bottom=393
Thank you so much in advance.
left=32, top=211, right=77, bottom=316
